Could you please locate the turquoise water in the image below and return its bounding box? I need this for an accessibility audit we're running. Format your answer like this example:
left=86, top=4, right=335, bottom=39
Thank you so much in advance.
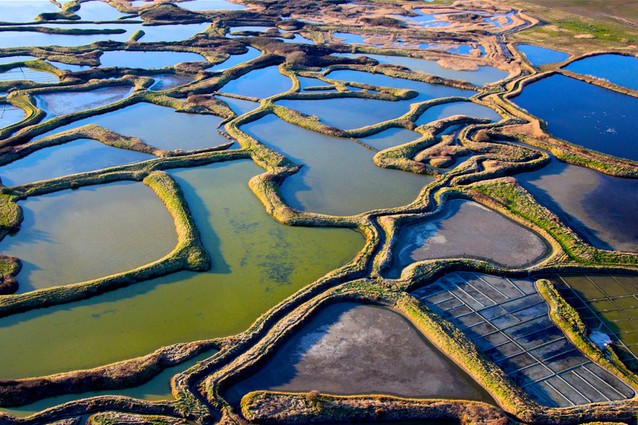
left=332, top=53, right=508, bottom=86
left=37, top=102, right=229, bottom=151
left=242, top=114, right=430, bottom=215
left=564, top=54, right=638, bottom=90
left=0, top=138, right=153, bottom=186
left=219, top=66, right=292, bottom=98
left=99, top=50, right=207, bottom=69
left=0, top=181, right=178, bottom=293
left=414, top=101, right=501, bottom=126
left=36, top=86, right=133, bottom=119
left=511, top=74, right=638, bottom=161
left=518, top=44, right=569, bottom=66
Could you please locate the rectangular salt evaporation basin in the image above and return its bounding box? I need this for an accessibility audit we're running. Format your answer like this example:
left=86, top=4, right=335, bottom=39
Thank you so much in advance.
left=412, top=272, right=635, bottom=407
left=37, top=102, right=229, bottom=151
left=241, top=115, right=430, bottom=215
left=511, top=74, right=638, bottom=161
left=36, top=86, right=133, bottom=119
left=0, top=161, right=363, bottom=379
left=552, top=274, right=638, bottom=373
left=517, top=159, right=638, bottom=252
left=99, top=51, right=207, bottom=69
left=149, top=74, right=195, bottom=91
left=219, top=66, right=292, bottom=98
left=564, top=54, right=638, bottom=91
left=0, top=138, right=153, bottom=186
left=517, top=44, right=569, bottom=66
left=0, top=181, right=178, bottom=293
left=334, top=53, right=509, bottom=86
left=178, top=0, right=247, bottom=11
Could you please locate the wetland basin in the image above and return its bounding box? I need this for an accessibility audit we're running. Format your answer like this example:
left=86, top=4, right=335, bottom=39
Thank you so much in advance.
left=358, top=127, right=420, bottom=151
left=242, top=115, right=430, bottom=215
left=149, top=74, right=195, bottom=91
left=207, top=47, right=261, bottom=72
left=564, top=54, right=638, bottom=91
left=0, top=181, right=178, bottom=293
left=99, top=51, right=207, bottom=69
left=1, top=350, right=217, bottom=418
left=0, top=161, right=363, bottom=379
left=517, top=44, right=569, bottom=67
left=511, top=74, right=638, bottom=161
left=552, top=275, right=638, bottom=373
left=75, top=1, right=130, bottom=21
left=275, top=97, right=414, bottom=130
left=219, top=66, right=292, bottom=98
left=325, top=69, right=476, bottom=101
left=0, top=67, right=58, bottom=83
left=414, top=101, right=501, bottom=126
left=224, top=303, right=492, bottom=405
left=518, top=159, right=638, bottom=252
left=386, top=199, right=548, bottom=277
left=333, top=53, right=508, bottom=86
left=0, top=138, right=153, bottom=186
left=35, top=86, right=133, bottom=119
left=0, top=104, right=26, bottom=130
left=37, top=102, right=228, bottom=151
left=0, top=1, right=60, bottom=23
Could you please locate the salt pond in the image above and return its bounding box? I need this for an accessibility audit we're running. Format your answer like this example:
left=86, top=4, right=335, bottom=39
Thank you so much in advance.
left=386, top=199, right=548, bottom=277
left=564, top=54, right=638, bottom=91
left=0, top=138, right=153, bottom=186
left=224, top=303, right=492, bottom=404
left=0, top=161, right=363, bottom=379
left=242, top=115, right=430, bottom=215
left=0, top=181, right=178, bottom=293
left=512, top=74, right=638, bottom=161
left=518, top=159, right=638, bottom=252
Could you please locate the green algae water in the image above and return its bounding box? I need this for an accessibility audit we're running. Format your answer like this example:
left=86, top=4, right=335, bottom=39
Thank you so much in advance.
left=0, top=160, right=364, bottom=379
left=1, top=350, right=217, bottom=418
